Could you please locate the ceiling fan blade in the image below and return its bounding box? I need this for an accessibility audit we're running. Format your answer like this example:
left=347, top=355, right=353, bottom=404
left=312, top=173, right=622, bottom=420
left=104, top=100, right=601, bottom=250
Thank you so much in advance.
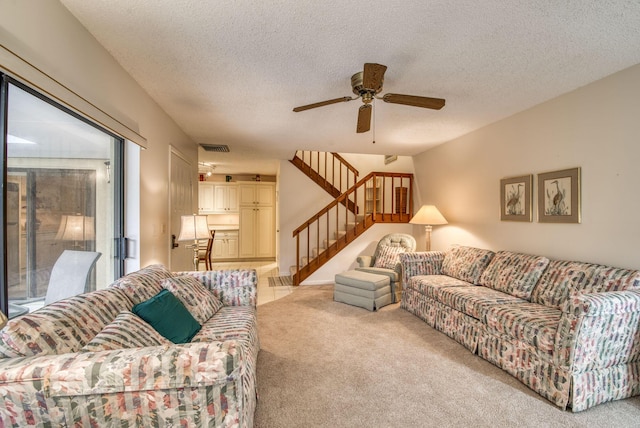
left=293, top=96, right=353, bottom=112
left=383, top=93, right=445, bottom=110
left=356, top=104, right=372, bottom=133
left=362, top=63, right=387, bottom=91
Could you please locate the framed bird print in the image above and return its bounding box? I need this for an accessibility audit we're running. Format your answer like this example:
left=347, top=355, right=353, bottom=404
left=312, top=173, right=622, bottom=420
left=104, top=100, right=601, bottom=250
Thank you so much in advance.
left=537, top=167, right=581, bottom=223
left=500, top=174, right=532, bottom=222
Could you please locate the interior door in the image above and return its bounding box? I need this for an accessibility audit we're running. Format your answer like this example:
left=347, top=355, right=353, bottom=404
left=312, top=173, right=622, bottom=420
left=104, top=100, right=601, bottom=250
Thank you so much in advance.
left=169, top=148, right=195, bottom=271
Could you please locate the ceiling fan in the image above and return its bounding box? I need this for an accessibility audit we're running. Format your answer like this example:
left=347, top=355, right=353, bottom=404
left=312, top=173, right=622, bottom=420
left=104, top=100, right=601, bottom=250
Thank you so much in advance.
left=293, top=63, right=445, bottom=133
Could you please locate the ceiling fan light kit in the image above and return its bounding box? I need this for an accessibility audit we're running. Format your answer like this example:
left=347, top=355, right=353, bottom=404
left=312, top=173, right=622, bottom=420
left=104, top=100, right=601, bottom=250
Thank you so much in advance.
left=293, top=63, right=446, bottom=134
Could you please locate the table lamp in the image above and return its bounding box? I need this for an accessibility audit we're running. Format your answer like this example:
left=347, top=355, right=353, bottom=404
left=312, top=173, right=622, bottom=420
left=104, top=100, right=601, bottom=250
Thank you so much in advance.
left=409, top=205, right=448, bottom=251
left=56, top=215, right=95, bottom=249
left=177, top=214, right=210, bottom=271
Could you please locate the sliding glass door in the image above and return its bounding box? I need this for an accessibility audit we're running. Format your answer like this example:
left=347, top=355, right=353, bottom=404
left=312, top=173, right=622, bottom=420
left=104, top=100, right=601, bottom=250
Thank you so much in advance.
left=1, top=76, right=124, bottom=318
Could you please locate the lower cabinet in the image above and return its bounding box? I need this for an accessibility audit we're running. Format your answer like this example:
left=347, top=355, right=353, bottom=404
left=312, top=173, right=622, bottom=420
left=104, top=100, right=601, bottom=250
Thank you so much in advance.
left=239, top=206, right=274, bottom=258
left=212, top=231, right=239, bottom=259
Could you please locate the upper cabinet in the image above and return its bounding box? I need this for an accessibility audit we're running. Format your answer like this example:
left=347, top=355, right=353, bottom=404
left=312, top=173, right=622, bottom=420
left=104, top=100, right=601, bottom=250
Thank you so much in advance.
left=213, top=184, right=239, bottom=213
left=199, top=182, right=238, bottom=214
left=198, top=182, right=215, bottom=213
left=239, top=182, right=275, bottom=206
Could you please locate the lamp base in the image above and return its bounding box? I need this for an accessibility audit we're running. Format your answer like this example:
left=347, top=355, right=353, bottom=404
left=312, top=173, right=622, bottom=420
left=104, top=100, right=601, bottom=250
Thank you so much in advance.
left=186, top=241, right=199, bottom=271
left=424, top=225, right=433, bottom=252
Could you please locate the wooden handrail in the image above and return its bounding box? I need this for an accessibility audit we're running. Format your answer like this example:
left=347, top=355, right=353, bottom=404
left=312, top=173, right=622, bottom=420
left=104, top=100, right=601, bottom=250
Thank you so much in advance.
left=291, top=151, right=359, bottom=195
left=331, top=152, right=358, bottom=178
left=293, top=172, right=373, bottom=235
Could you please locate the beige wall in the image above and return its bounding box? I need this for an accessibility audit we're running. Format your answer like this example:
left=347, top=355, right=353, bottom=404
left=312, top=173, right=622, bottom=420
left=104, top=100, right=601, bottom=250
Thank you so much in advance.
left=412, top=64, right=640, bottom=270
left=1, top=0, right=198, bottom=269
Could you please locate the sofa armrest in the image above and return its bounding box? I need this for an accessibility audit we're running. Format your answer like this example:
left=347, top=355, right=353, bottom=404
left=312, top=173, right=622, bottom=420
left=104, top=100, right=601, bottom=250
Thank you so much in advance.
left=176, top=269, right=258, bottom=307
left=356, top=255, right=373, bottom=268
left=554, top=290, right=640, bottom=370
left=399, top=251, right=446, bottom=283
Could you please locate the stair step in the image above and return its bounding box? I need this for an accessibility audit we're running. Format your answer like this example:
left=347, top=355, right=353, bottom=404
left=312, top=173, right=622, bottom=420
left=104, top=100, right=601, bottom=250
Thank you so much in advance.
left=311, top=247, right=326, bottom=258
left=323, top=239, right=337, bottom=248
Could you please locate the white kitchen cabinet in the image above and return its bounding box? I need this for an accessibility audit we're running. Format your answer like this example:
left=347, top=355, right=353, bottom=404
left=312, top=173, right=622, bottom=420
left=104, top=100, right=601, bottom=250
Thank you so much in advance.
left=213, top=184, right=238, bottom=213
left=199, top=183, right=238, bottom=214
left=238, top=182, right=275, bottom=258
left=198, top=182, right=215, bottom=213
left=238, top=182, right=275, bottom=206
left=212, top=230, right=239, bottom=259
left=239, top=206, right=274, bottom=258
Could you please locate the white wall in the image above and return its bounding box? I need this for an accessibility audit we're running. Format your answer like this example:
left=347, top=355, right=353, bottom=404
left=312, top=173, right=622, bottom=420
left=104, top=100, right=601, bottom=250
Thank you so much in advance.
left=412, top=63, right=640, bottom=270
left=277, top=160, right=334, bottom=276
left=1, top=0, right=198, bottom=269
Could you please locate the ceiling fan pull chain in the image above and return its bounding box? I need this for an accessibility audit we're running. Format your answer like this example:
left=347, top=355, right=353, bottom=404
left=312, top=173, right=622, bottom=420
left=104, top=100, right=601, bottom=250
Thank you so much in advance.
left=372, top=100, right=376, bottom=144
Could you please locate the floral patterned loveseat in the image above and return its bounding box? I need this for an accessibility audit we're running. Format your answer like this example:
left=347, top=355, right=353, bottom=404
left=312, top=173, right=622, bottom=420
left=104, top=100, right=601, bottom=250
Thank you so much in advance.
left=400, top=246, right=640, bottom=412
left=0, top=264, right=259, bottom=427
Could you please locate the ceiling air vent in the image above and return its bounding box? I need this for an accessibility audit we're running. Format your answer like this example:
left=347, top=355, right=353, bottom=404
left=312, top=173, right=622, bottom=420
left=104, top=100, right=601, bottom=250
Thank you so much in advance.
left=200, top=144, right=230, bottom=153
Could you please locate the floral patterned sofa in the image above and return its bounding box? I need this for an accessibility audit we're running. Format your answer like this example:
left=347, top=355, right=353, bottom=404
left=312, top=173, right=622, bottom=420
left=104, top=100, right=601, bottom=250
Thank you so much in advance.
left=0, top=264, right=259, bottom=427
left=400, top=246, right=640, bottom=412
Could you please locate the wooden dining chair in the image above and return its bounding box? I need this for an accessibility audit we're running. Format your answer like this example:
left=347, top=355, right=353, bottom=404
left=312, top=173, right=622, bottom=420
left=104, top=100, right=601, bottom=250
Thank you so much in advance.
left=198, top=230, right=215, bottom=270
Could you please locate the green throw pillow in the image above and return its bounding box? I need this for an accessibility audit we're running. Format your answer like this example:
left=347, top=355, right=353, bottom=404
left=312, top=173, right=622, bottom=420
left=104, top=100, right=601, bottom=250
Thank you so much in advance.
left=132, top=289, right=201, bottom=344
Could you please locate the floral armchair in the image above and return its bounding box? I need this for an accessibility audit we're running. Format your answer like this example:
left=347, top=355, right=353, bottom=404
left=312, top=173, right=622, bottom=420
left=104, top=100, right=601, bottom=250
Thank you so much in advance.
left=356, top=233, right=416, bottom=302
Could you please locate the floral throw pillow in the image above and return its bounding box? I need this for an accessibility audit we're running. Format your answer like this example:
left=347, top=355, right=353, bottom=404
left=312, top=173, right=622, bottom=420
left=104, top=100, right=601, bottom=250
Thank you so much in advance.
left=162, top=275, right=224, bottom=324
left=82, top=311, right=170, bottom=352
left=373, top=245, right=406, bottom=269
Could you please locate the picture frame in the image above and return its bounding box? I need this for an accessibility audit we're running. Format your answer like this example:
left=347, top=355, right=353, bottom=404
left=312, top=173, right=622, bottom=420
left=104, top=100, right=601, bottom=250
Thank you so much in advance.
left=500, top=174, right=532, bottom=222
left=537, top=167, right=581, bottom=223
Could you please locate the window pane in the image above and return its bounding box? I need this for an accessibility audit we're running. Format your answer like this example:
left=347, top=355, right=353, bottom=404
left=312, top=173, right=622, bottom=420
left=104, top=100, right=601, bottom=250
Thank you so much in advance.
left=6, top=83, right=120, bottom=318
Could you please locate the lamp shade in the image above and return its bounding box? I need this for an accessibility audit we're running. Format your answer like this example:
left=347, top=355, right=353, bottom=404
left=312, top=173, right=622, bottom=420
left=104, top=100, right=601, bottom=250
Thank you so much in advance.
left=55, top=215, right=96, bottom=241
left=177, top=215, right=210, bottom=241
left=409, top=205, right=448, bottom=225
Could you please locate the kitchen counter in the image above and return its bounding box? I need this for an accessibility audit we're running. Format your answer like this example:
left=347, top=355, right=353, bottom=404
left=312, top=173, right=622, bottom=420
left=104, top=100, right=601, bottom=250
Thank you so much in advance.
left=209, top=224, right=239, bottom=231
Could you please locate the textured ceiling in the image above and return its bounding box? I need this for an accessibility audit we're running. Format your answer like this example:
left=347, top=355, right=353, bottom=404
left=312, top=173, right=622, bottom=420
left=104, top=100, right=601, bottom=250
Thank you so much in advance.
left=60, top=0, right=640, bottom=175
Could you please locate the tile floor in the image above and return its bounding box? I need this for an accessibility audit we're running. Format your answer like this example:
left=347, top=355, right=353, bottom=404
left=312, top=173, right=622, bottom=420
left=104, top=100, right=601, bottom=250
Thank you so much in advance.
left=207, top=260, right=295, bottom=306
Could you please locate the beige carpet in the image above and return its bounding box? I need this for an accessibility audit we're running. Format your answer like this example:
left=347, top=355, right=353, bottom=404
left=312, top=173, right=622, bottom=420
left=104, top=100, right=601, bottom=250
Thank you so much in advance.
left=254, top=285, right=640, bottom=427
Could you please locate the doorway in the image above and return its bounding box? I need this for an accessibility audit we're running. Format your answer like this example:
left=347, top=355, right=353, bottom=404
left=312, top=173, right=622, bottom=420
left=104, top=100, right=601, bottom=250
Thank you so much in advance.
left=169, top=147, right=196, bottom=271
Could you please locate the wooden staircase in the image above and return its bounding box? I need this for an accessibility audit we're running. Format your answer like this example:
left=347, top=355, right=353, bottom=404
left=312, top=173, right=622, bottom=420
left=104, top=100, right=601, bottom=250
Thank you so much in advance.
left=290, top=151, right=359, bottom=213
left=291, top=168, right=414, bottom=285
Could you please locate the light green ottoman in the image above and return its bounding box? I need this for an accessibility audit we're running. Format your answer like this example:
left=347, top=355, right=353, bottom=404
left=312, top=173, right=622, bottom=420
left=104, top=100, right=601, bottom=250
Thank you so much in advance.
left=334, top=270, right=392, bottom=311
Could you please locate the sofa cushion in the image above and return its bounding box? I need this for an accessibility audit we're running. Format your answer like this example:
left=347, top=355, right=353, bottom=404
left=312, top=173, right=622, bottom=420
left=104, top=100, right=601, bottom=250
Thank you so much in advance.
left=109, top=264, right=174, bottom=305
left=586, top=266, right=640, bottom=293
left=479, top=251, right=550, bottom=300
left=530, top=260, right=599, bottom=309
left=0, top=288, right=132, bottom=358
left=406, top=275, right=472, bottom=299
left=437, top=286, right=526, bottom=320
left=192, top=306, right=259, bottom=356
left=175, top=270, right=258, bottom=307
left=484, top=303, right=561, bottom=354
left=162, top=275, right=224, bottom=324
left=82, top=311, right=171, bottom=352
left=132, top=289, right=201, bottom=344
left=373, top=245, right=406, bottom=269
left=441, top=246, right=495, bottom=284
